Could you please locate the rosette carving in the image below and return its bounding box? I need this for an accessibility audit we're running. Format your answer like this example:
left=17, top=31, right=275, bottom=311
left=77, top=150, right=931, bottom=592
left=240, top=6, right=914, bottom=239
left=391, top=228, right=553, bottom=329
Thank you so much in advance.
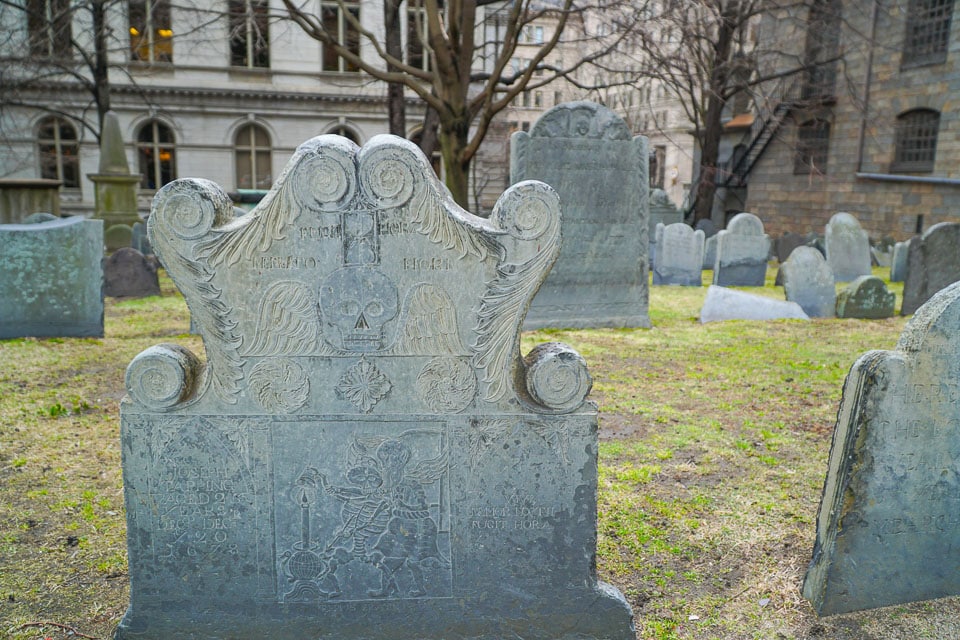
left=292, top=138, right=357, bottom=212
left=125, top=344, right=202, bottom=410
left=248, top=359, right=310, bottom=414
left=417, top=357, right=477, bottom=413
left=358, top=137, right=416, bottom=208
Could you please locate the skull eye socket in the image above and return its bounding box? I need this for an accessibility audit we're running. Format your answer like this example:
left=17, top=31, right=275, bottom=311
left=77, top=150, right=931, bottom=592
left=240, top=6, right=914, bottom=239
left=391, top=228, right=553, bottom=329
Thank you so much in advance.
left=365, top=301, right=384, bottom=317
left=340, top=301, right=360, bottom=316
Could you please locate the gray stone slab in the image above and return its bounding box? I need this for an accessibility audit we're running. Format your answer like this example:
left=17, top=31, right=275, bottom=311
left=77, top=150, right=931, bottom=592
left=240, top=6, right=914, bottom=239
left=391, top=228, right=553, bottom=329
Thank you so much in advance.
left=775, top=231, right=807, bottom=264
left=24, top=212, right=59, bottom=224
left=890, top=239, right=909, bottom=282
left=104, top=247, right=161, bottom=298
left=510, top=101, right=650, bottom=329
left=648, top=189, right=683, bottom=265
left=653, top=222, right=704, bottom=286
left=804, top=281, right=960, bottom=615
left=782, top=246, right=835, bottom=318
left=712, top=213, right=770, bottom=287
left=115, top=134, right=634, bottom=640
left=901, top=223, right=960, bottom=316
left=835, top=275, right=895, bottom=319
left=699, top=285, right=808, bottom=323
left=132, top=221, right=154, bottom=256
left=825, top=212, right=871, bottom=283
left=0, top=216, right=104, bottom=338
left=695, top=218, right=717, bottom=238
left=703, top=234, right=718, bottom=271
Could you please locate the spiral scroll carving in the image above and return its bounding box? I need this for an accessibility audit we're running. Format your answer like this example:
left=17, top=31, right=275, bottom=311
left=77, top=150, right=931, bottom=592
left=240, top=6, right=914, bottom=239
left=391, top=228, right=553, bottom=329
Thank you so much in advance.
left=125, top=344, right=202, bottom=410
left=417, top=357, right=477, bottom=414
left=524, top=342, right=591, bottom=412
left=294, top=146, right=357, bottom=212
left=248, top=358, right=310, bottom=414
left=493, top=186, right=555, bottom=241
left=359, top=143, right=416, bottom=208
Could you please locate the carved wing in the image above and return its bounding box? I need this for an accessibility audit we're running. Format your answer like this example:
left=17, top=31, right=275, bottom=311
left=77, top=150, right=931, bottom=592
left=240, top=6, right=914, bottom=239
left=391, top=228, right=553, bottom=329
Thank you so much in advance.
left=407, top=446, right=448, bottom=484
left=409, top=185, right=493, bottom=261
left=243, top=280, right=336, bottom=356
left=467, top=419, right=513, bottom=471
left=388, top=283, right=465, bottom=355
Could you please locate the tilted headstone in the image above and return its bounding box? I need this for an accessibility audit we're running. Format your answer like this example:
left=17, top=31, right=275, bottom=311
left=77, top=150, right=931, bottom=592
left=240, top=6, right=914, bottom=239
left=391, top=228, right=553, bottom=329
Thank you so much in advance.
left=103, top=247, right=161, bottom=298
left=781, top=246, right=835, bottom=318
left=648, top=189, right=682, bottom=264
left=835, top=275, right=895, bottom=319
left=702, top=234, right=718, bottom=271
left=825, top=212, right=871, bottom=283
left=804, top=281, right=960, bottom=615
left=653, top=222, right=704, bottom=286
left=699, top=285, right=808, bottom=323
left=712, top=212, right=770, bottom=287
left=510, top=101, right=650, bottom=329
left=115, top=135, right=635, bottom=639
left=0, top=216, right=103, bottom=338
left=901, top=223, right=960, bottom=316
left=889, top=239, right=909, bottom=283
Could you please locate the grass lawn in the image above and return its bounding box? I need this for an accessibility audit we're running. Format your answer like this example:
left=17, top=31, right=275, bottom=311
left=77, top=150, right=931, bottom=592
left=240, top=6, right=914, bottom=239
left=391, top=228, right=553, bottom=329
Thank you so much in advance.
left=3, top=268, right=959, bottom=639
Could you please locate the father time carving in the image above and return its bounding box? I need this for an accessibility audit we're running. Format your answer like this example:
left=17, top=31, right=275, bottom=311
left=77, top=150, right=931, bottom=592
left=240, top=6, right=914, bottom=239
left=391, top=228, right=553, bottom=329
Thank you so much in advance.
left=116, top=135, right=634, bottom=639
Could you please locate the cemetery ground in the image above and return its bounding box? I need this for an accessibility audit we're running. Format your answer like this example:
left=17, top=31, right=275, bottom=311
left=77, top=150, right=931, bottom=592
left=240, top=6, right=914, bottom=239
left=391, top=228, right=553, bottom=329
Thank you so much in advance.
left=3, top=270, right=960, bottom=640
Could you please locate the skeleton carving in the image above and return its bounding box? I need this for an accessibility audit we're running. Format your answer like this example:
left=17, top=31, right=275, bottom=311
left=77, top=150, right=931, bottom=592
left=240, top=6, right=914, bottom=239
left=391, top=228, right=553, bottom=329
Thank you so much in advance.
left=320, top=266, right=399, bottom=352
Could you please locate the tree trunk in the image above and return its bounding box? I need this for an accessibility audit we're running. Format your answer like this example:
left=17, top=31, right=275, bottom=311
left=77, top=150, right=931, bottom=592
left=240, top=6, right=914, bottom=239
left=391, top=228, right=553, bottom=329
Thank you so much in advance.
left=91, top=0, right=111, bottom=137
left=439, top=115, right=470, bottom=207
left=383, top=0, right=406, bottom=136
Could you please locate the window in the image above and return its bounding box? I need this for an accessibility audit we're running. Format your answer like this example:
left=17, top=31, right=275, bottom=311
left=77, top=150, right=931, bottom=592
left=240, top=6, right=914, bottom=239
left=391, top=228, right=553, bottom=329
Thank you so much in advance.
left=554, top=91, right=562, bottom=106
left=235, top=124, right=271, bottom=189
left=801, top=0, right=840, bottom=100
left=902, top=0, right=954, bottom=67
left=406, top=0, right=432, bottom=71
left=534, top=91, right=543, bottom=108
left=893, top=109, right=939, bottom=172
left=522, top=91, right=531, bottom=108
left=519, top=25, right=543, bottom=44
left=794, top=119, right=831, bottom=174
left=328, top=124, right=360, bottom=144
left=229, top=0, right=269, bottom=68
left=649, top=145, right=666, bottom=189
left=37, top=116, right=80, bottom=188
left=322, top=1, right=360, bottom=72
left=137, top=120, right=176, bottom=189
left=27, top=0, right=72, bottom=59
left=129, top=0, right=173, bottom=63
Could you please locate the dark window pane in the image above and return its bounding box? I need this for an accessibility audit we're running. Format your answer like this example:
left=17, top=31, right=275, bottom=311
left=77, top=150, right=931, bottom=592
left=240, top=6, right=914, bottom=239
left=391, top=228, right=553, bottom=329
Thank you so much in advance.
left=893, top=109, right=939, bottom=172
left=903, top=0, right=954, bottom=66
left=794, top=119, right=831, bottom=174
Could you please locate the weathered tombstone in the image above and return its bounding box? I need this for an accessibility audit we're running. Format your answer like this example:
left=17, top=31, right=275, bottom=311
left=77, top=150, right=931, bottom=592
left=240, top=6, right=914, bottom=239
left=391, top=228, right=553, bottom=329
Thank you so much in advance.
left=88, top=110, right=142, bottom=250
left=901, top=223, right=960, bottom=316
left=648, top=189, right=682, bottom=264
left=835, top=275, right=895, bottom=319
left=889, top=239, right=909, bottom=283
left=702, top=234, right=718, bottom=271
left=115, top=135, right=635, bottom=639
left=105, top=223, right=133, bottom=250
left=103, top=247, right=161, bottom=298
left=653, top=222, right=704, bottom=286
left=825, top=212, right=871, bottom=283
left=510, top=101, right=650, bottom=329
left=695, top=218, right=717, bottom=238
left=775, top=232, right=807, bottom=264
left=131, top=221, right=154, bottom=256
left=699, top=285, right=808, bottom=323
left=0, top=216, right=103, bottom=338
left=24, top=211, right=59, bottom=224
left=712, top=212, right=770, bottom=287
left=781, top=246, right=835, bottom=318
left=804, top=281, right=960, bottom=615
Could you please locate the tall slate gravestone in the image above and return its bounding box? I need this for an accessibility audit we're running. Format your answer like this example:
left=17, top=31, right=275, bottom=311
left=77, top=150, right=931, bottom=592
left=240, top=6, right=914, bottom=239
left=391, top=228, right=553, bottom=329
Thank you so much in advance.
left=804, top=281, right=960, bottom=615
left=825, top=212, right=871, bottom=283
left=712, top=212, right=770, bottom=287
left=889, top=239, right=909, bottom=283
left=115, top=135, right=635, bottom=640
left=0, top=216, right=104, bottom=338
left=835, top=275, right=895, bottom=319
left=653, top=222, right=704, bottom=286
left=648, top=189, right=682, bottom=265
left=901, top=222, right=960, bottom=316
left=510, top=101, right=650, bottom=329
left=104, top=247, right=161, bottom=298
left=781, top=246, right=835, bottom=318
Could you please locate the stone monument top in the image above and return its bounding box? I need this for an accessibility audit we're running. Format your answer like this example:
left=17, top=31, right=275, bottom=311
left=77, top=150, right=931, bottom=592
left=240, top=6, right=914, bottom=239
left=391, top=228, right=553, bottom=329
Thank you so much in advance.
left=98, top=111, right=132, bottom=175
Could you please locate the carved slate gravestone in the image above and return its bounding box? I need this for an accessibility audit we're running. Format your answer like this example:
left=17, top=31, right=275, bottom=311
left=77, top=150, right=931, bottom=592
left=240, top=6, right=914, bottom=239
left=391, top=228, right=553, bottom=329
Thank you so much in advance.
left=835, top=275, right=895, bottom=319
left=702, top=234, right=718, bottom=271
left=648, top=189, right=682, bottom=264
left=116, top=135, right=635, bottom=640
left=804, top=281, right=960, bottom=615
left=653, top=222, right=704, bottom=286
left=0, top=216, right=103, bottom=339
left=510, top=101, right=650, bottom=329
left=825, top=212, right=871, bottom=283
left=901, top=223, right=960, bottom=316
left=781, top=246, right=835, bottom=318
left=712, top=212, right=770, bottom=287
left=104, top=247, right=161, bottom=298
left=889, top=239, right=909, bottom=283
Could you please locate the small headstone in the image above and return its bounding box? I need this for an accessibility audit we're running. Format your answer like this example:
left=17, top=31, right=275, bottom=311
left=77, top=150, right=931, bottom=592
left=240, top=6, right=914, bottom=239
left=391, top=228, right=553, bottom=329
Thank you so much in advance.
left=695, top=218, right=717, bottom=238
left=699, top=285, right=808, bottom=323
left=653, top=223, right=704, bottom=286
left=105, top=223, right=133, bottom=251
left=115, top=135, right=635, bottom=640
left=648, top=189, right=682, bottom=264
left=889, top=240, right=909, bottom=282
left=103, top=247, right=161, bottom=298
left=712, top=212, right=770, bottom=287
left=703, top=235, right=718, bottom=271
left=0, top=216, right=104, bottom=338
left=804, top=281, right=960, bottom=615
left=835, top=275, right=895, bottom=319
left=23, top=212, right=58, bottom=224
left=775, top=232, right=807, bottom=263
left=131, top=221, right=153, bottom=256
left=901, top=223, right=960, bottom=315
left=511, top=101, right=650, bottom=329
left=781, top=246, right=835, bottom=318
left=871, top=246, right=892, bottom=268
left=825, top=212, right=871, bottom=282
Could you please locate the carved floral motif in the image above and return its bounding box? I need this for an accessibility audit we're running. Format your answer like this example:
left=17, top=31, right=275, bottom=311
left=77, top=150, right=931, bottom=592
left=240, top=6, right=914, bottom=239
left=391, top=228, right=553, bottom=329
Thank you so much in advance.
left=335, top=358, right=392, bottom=413
left=416, top=357, right=476, bottom=413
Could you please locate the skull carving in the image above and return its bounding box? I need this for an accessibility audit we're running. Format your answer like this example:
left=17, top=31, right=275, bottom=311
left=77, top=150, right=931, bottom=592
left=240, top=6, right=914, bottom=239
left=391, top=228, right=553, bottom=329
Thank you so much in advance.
left=319, top=266, right=399, bottom=352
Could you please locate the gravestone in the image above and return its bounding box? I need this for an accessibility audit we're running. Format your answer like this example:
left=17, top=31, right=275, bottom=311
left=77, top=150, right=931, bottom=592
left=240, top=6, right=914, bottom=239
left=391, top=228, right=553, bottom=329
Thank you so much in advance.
left=104, top=247, right=161, bottom=298
left=24, top=212, right=58, bottom=224
left=89, top=110, right=142, bottom=250
left=132, top=221, right=154, bottom=256
left=648, top=189, right=682, bottom=264
left=0, top=216, right=103, bottom=338
left=699, top=285, right=808, bottom=323
left=653, top=223, right=704, bottom=286
left=901, top=223, right=960, bottom=316
left=115, top=135, right=635, bottom=640
left=702, top=234, right=718, bottom=271
left=804, top=281, right=960, bottom=615
left=781, top=246, right=835, bottom=318
left=105, top=224, right=133, bottom=250
left=510, top=101, right=650, bottom=329
left=889, top=240, right=909, bottom=283
left=825, top=212, right=871, bottom=283
left=775, top=232, right=807, bottom=264
left=712, top=212, right=770, bottom=287
left=835, top=275, right=895, bottom=319
left=695, top=218, right=716, bottom=238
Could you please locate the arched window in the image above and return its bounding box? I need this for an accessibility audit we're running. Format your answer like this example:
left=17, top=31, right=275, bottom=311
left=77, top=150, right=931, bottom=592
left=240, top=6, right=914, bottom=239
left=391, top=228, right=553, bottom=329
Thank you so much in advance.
left=37, top=116, right=80, bottom=188
left=902, top=0, right=954, bottom=67
left=794, top=119, right=831, bottom=174
left=235, top=123, right=272, bottom=189
left=136, top=120, right=176, bottom=189
left=893, top=109, right=939, bottom=172
left=328, top=124, right=360, bottom=144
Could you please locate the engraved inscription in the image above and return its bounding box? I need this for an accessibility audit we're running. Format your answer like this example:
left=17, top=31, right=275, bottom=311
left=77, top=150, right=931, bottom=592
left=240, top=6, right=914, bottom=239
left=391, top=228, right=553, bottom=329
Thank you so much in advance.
left=402, top=257, right=452, bottom=271
left=469, top=495, right=560, bottom=532
left=253, top=255, right=322, bottom=270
